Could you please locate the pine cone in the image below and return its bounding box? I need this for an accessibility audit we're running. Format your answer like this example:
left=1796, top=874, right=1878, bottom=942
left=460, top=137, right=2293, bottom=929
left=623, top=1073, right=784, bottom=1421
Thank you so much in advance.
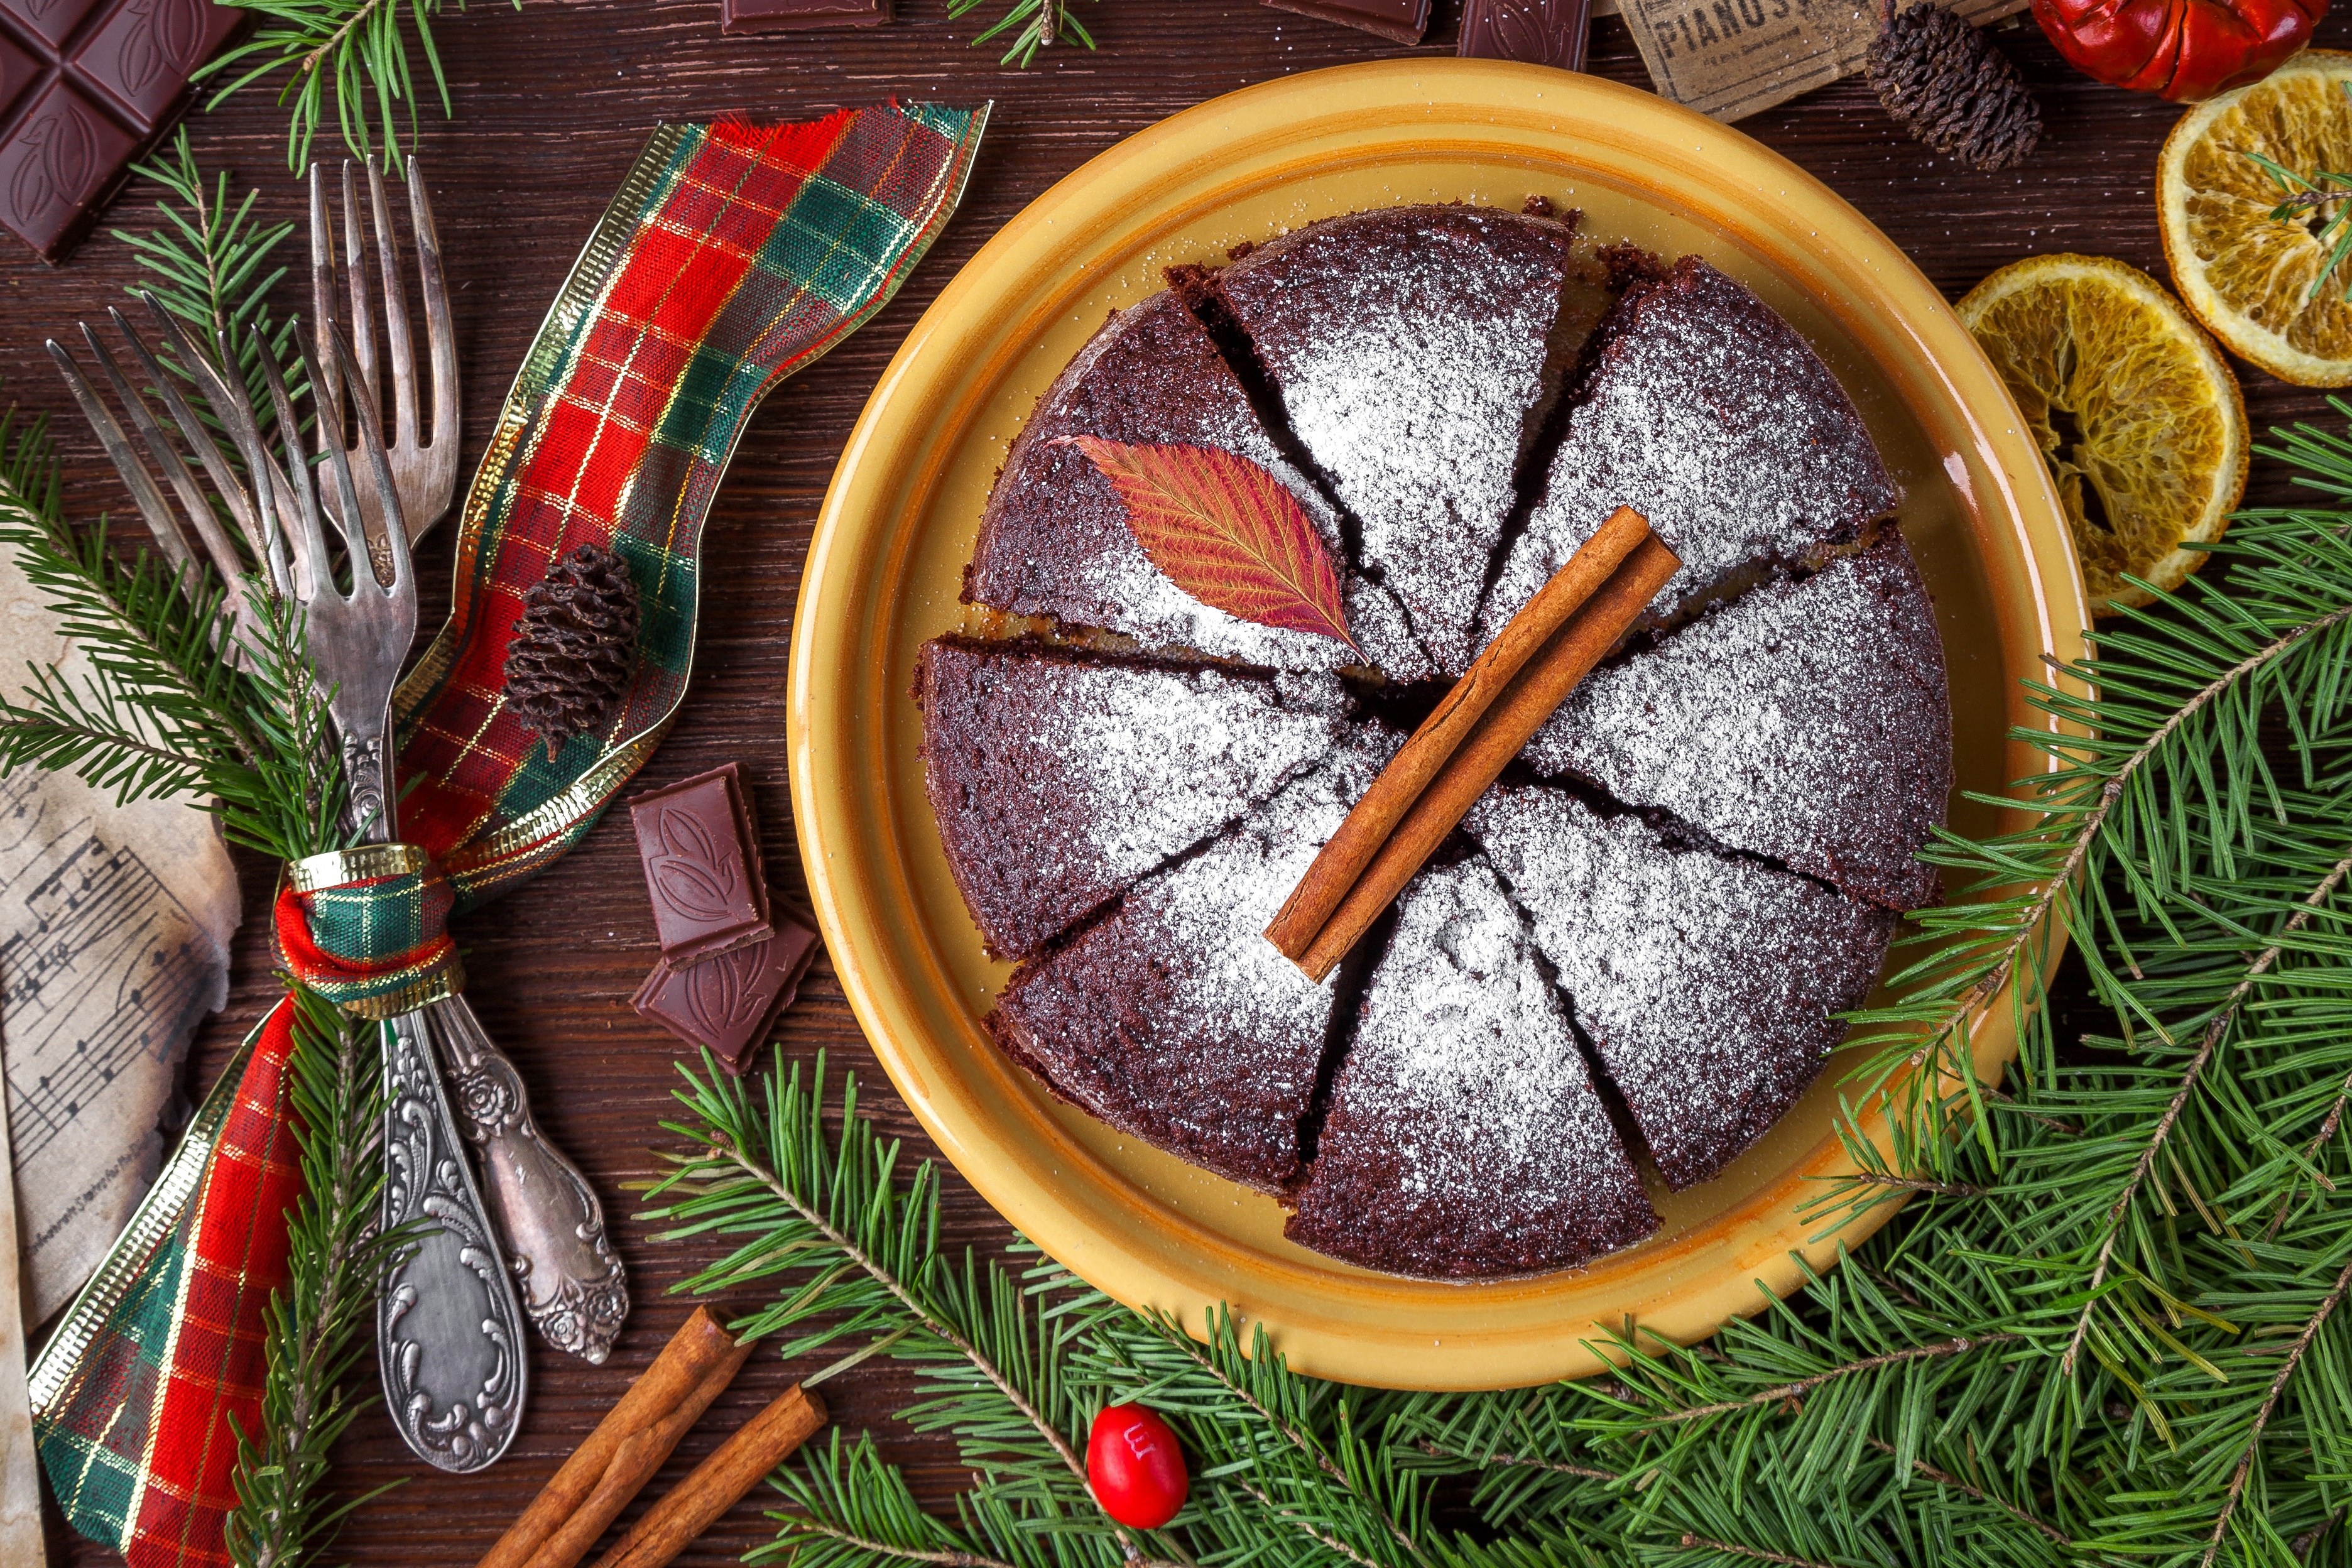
left=1867, top=2, right=2043, bottom=173
left=504, top=543, right=640, bottom=760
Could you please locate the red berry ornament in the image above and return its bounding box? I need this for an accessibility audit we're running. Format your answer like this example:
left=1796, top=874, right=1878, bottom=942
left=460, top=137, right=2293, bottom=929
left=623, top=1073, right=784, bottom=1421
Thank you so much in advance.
left=1087, top=1403, right=1188, bottom=1530
left=2032, top=0, right=2326, bottom=101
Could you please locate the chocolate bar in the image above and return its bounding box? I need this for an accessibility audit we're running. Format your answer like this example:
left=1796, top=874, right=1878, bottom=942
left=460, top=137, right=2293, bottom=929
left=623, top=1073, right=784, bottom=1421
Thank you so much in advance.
left=0, top=0, right=243, bottom=263
left=1459, top=0, right=1591, bottom=70
left=628, top=762, right=774, bottom=963
left=632, top=921, right=820, bottom=1074
left=721, top=0, right=890, bottom=35
left=1260, top=0, right=1430, bottom=45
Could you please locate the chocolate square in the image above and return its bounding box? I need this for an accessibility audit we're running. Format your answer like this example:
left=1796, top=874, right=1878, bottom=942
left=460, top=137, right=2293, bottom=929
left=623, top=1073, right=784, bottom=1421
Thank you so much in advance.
left=629, top=762, right=775, bottom=962
left=0, top=33, right=41, bottom=119
left=0, top=0, right=103, bottom=52
left=1260, top=0, right=1429, bottom=45
left=1459, top=0, right=1590, bottom=70
left=632, top=921, right=820, bottom=1074
left=71, top=0, right=241, bottom=129
left=720, top=0, right=890, bottom=33
left=0, top=79, right=136, bottom=261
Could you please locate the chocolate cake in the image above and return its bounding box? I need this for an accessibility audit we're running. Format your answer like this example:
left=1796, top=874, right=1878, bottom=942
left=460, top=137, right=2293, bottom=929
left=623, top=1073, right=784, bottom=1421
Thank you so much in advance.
left=963, top=289, right=1424, bottom=676
left=921, top=204, right=1954, bottom=1279
left=1285, top=856, right=1659, bottom=1278
left=917, top=636, right=1354, bottom=959
left=1469, top=785, right=1897, bottom=1189
left=988, top=732, right=1396, bottom=1193
left=1481, top=256, right=1902, bottom=640
left=1520, top=534, right=1952, bottom=911
left=1208, top=206, right=1605, bottom=675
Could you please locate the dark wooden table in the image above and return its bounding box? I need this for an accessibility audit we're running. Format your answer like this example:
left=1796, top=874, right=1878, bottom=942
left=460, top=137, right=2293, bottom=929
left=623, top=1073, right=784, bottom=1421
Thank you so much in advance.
left=8, top=1, right=2348, bottom=1562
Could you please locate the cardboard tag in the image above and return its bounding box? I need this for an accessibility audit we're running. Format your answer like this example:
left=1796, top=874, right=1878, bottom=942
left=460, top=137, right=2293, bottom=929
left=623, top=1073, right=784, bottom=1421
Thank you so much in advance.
left=1606, top=0, right=2028, bottom=122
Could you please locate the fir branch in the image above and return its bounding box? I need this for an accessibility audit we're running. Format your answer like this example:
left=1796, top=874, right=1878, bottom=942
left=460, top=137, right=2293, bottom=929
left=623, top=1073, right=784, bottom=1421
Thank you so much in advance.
left=1414, top=1440, right=1618, bottom=1483
left=226, top=988, right=415, bottom=1568
left=946, top=0, right=1096, bottom=65
left=1679, top=1534, right=1840, bottom=1568
left=2061, top=845, right=2352, bottom=1377
left=1237, top=1481, right=1383, bottom=1568
left=1640, top=1334, right=2023, bottom=1425
left=2201, top=1249, right=2352, bottom=1565
left=111, top=129, right=302, bottom=433
left=197, top=0, right=518, bottom=172
left=1856, top=1436, right=2071, bottom=1547
left=776, top=1520, right=1019, bottom=1568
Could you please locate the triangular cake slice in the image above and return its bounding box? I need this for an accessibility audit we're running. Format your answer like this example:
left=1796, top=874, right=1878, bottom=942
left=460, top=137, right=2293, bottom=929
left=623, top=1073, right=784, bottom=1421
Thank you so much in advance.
left=1285, top=854, right=1659, bottom=1279
left=987, top=731, right=1396, bottom=1192
left=1469, top=785, right=1895, bottom=1190
left=918, top=635, right=1357, bottom=961
left=1522, top=533, right=1952, bottom=911
left=1208, top=205, right=1604, bottom=675
left=1481, top=256, right=1901, bottom=641
left=963, top=290, right=1422, bottom=677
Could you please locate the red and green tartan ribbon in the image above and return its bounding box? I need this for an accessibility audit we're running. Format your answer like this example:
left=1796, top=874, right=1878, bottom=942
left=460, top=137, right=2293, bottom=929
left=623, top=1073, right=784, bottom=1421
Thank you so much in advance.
left=29, top=100, right=988, bottom=1568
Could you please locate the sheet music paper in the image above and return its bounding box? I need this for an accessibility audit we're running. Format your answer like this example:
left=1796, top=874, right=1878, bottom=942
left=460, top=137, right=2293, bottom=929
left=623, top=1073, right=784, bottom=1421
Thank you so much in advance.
left=0, top=552, right=241, bottom=1325
left=0, top=1070, right=43, bottom=1567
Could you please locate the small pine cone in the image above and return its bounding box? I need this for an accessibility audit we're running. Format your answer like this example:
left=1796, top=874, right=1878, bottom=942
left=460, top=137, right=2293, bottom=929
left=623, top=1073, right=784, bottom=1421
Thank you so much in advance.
left=1867, top=2, right=2043, bottom=174
left=504, top=543, right=640, bottom=760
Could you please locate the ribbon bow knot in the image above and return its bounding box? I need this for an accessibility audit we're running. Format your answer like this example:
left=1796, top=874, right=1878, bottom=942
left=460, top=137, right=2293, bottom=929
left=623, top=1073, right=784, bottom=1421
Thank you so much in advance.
left=275, top=843, right=464, bottom=1018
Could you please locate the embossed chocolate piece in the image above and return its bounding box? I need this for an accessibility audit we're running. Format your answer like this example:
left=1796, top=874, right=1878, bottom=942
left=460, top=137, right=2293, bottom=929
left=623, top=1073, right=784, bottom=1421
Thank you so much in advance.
left=1260, top=0, right=1429, bottom=44
left=1459, top=0, right=1591, bottom=70
left=628, top=763, right=774, bottom=962
left=0, top=0, right=241, bottom=261
left=631, top=921, right=820, bottom=1074
left=720, top=0, right=890, bottom=33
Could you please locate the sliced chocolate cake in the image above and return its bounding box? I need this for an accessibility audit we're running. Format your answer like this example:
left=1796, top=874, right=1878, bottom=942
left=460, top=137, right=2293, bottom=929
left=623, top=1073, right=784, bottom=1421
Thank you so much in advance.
left=988, top=731, right=1397, bottom=1193
left=963, top=290, right=1422, bottom=675
left=1521, top=534, right=1952, bottom=911
left=1285, top=856, right=1659, bottom=1279
left=917, top=636, right=1357, bottom=960
left=1207, top=206, right=1603, bottom=675
left=1468, top=785, right=1897, bottom=1190
left=1481, top=257, right=1902, bottom=640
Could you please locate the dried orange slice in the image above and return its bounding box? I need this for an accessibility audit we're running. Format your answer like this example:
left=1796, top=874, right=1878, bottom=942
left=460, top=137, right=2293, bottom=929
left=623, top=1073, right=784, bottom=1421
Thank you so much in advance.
left=2159, top=49, right=2352, bottom=386
left=1957, top=254, right=2247, bottom=613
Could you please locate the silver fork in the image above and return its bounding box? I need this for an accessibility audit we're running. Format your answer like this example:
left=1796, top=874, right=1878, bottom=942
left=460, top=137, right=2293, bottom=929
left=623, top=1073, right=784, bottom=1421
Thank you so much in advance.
left=310, top=158, right=460, bottom=545
left=311, top=160, right=630, bottom=1364
left=248, top=322, right=530, bottom=1474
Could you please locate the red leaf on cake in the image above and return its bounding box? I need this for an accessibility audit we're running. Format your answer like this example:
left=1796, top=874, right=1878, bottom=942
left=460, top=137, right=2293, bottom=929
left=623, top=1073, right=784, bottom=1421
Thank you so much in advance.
left=1058, top=435, right=1361, bottom=656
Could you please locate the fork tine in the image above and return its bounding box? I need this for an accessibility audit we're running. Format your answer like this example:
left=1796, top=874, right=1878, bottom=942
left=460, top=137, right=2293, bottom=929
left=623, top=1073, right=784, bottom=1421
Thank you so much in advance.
left=297, top=321, right=373, bottom=582
left=256, top=329, right=335, bottom=604
left=44, top=339, right=193, bottom=570
left=77, top=325, right=250, bottom=591
left=340, top=162, right=376, bottom=428
left=407, top=159, right=459, bottom=491
left=105, top=307, right=265, bottom=561
left=368, top=159, right=420, bottom=455
left=133, top=293, right=305, bottom=565
left=321, top=318, right=411, bottom=594
left=308, top=163, right=344, bottom=450
left=332, top=317, right=413, bottom=597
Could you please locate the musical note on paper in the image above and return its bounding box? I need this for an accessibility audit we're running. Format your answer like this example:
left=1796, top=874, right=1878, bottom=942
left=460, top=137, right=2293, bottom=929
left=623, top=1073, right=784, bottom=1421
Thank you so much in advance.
left=0, top=552, right=240, bottom=1326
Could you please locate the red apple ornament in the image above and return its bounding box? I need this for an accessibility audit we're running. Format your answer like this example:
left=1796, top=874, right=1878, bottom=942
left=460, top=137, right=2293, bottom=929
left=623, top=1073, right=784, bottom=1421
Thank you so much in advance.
left=1087, top=1403, right=1189, bottom=1530
left=2033, top=0, right=2326, bottom=100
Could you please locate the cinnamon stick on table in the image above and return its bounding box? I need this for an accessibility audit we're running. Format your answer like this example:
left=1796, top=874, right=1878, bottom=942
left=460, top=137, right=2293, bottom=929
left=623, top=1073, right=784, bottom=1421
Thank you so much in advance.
left=1269, top=509, right=1682, bottom=983
left=587, top=1383, right=829, bottom=1568
left=478, top=1307, right=756, bottom=1568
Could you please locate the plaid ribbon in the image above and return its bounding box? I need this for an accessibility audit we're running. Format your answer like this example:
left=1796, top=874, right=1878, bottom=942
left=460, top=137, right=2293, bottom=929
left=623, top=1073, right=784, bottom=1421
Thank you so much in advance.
left=31, top=101, right=988, bottom=1567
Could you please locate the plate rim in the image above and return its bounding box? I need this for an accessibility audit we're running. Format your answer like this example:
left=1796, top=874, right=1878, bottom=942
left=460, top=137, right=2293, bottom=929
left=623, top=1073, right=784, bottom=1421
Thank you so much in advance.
left=789, top=58, right=2089, bottom=1390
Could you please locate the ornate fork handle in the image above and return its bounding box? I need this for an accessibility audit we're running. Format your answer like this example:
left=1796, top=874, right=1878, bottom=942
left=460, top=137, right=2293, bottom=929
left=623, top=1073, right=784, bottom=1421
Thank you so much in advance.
left=419, top=995, right=628, bottom=1363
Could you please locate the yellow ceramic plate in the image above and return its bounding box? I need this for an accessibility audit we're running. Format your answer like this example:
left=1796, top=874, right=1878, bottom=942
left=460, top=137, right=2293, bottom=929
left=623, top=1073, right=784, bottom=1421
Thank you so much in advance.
left=790, top=60, right=2088, bottom=1391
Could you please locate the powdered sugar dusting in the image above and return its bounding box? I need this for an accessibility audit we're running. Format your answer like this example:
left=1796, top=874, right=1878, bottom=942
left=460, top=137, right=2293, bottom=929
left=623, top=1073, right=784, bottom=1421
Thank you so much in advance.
left=1482, top=258, right=1901, bottom=641
left=1467, top=784, right=1895, bottom=1189
left=1285, top=856, right=1657, bottom=1278
left=1522, top=536, right=1951, bottom=910
left=1219, top=210, right=1576, bottom=675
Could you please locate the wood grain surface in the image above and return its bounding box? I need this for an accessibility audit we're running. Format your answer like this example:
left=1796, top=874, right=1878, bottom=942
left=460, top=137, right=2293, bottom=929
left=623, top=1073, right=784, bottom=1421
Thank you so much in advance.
left=6, top=3, right=2344, bottom=1562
